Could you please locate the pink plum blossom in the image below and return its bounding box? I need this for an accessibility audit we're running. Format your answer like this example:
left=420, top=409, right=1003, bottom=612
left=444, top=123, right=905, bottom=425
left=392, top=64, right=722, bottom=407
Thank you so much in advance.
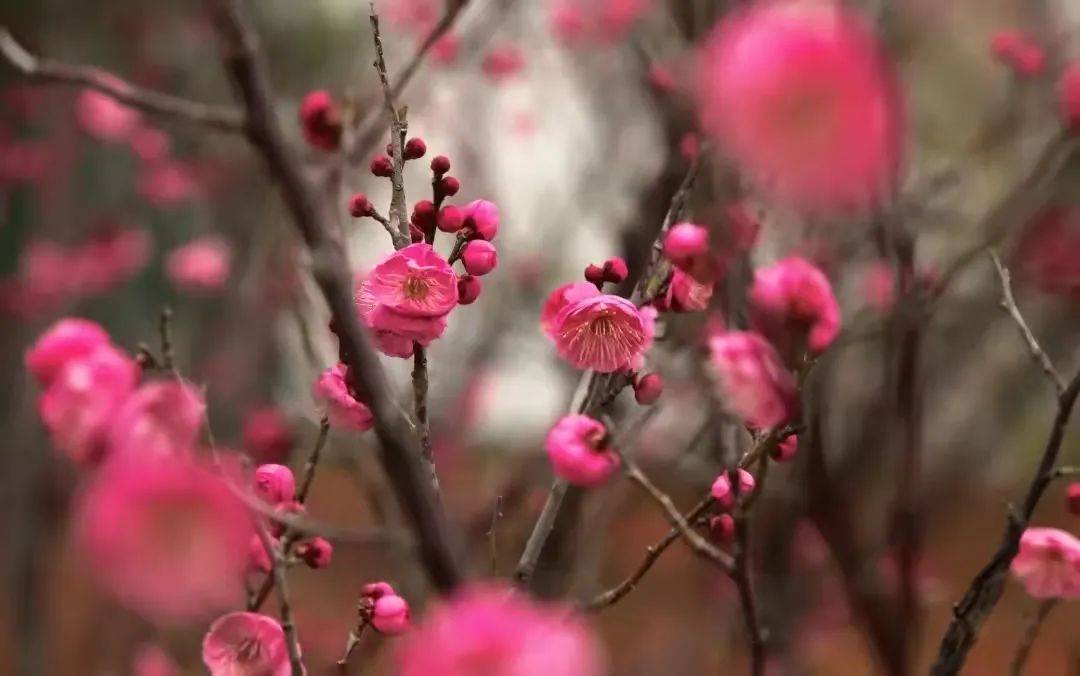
left=312, top=364, right=375, bottom=432
left=130, top=126, right=171, bottom=162
left=25, top=317, right=111, bottom=386
left=75, top=458, right=253, bottom=625
left=552, top=294, right=652, bottom=373
left=364, top=582, right=411, bottom=635
left=106, top=380, right=206, bottom=461
left=462, top=199, right=500, bottom=241
left=541, top=282, right=600, bottom=340
left=711, top=468, right=757, bottom=508
left=708, top=330, right=798, bottom=429
left=749, top=256, right=841, bottom=359
left=1011, top=527, right=1080, bottom=599
left=396, top=584, right=606, bottom=676
left=660, top=267, right=714, bottom=313
left=482, top=45, right=525, bottom=82
left=298, top=90, right=342, bottom=151
left=368, top=243, right=458, bottom=318
left=166, top=236, right=231, bottom=293
left=254, top=464, right=296, bottom=505
left=664, top=222, right=710, bottom=269
left=75, top=87, right=140, bottom=141
left=202, top=612, right=292, bottom=676
left=38, top=344, right=139, bottom=465
left=137, top=160, right=197, bottom=206
left=698, top=0, right=903, bottom=213
left=774, top=434, right=799, bottom=462
left=356, top=277, right=450, bottom=358
left=545, top=414, right=620, bottom=487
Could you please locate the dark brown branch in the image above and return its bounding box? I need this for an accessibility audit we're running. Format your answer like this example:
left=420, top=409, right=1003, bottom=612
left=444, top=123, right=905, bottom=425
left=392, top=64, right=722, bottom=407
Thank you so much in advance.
left=204, top=0, right=462, bottom=592
left=256, top=523, right=304, bottom=676
left=347, top=1, right=472, bottom=164
left=989, top=251, right=1065, bottom=395
left=732, top=509, right=766, bottom=676
left=1008, top=599, right=1057, bottom=676
left=584, top=497, right=713, bottom=611
left=931, top=370, right=1080, bottom=674
left=411, top=345, right=438, bottom=491
left=0, top=28, right=244, bottom=132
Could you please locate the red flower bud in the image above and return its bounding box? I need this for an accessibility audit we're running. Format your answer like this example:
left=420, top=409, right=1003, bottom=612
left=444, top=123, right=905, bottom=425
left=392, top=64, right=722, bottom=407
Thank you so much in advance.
left=633, top=373, right=663, bottom=405
left=461, top=240, right=498, bottom=276
left=411, top=200, right=437, bottom=231
left=296, top=537, right=333, bottom=569
left=439, top=176, right=461, bottom=197
left=1068, top=482, right=1080, bottom=516
left=430, top=155, right=451, bottom=175
left=709, top=514, right=736, bottom=544
left=457, top=274, right=482, bottom=304
left=370, top=155, right=394, bottom=178
left=348, top=193, right=373, bottom=218
left=404, top=137, right=427, bottom=160
left=298, top=90, right=342, bottom=151
left=584, top=264, right=605, bottom=286
left=603, top=256, right=629, bottom=284
left=409, top=223, right=425, bottom=243
left=437, top=205, right=465, bottom=233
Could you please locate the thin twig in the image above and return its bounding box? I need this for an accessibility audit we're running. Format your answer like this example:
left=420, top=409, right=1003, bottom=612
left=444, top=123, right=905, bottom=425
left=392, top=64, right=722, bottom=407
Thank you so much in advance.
left=347, top=1, right=472, bottom=164
left=0, top=29, right=243, bottom=132
left=369, top=5, right=410, bottom=247
left=989, top=250, right=1065, bottom=395
left=585, top=496, right=713, bottom=611
left=256, top=522, right=304, bottom=676
left=732, top=508, right=766, bottom=676
left=931, top=369, right=1080, bottom=674
left=1008, top=599, right=1057, bottom=676
left=204, top=0, right=462, bottom=592
left=411, top=345, right=439, bottom=492
left=488, top=495, right=504, bottom=576
left=337, top=622, right=368, bottom=674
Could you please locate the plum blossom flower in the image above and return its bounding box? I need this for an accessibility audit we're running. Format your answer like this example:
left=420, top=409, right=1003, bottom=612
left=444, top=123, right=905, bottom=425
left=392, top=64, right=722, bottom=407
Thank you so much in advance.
left=545, top=414, right=620, bottom=487
left=749, top=256, right=841, bottom=359
left=363, top=582, right=411, bottom=635
left=708, top=330, right=798, bottom=429
left=552, top=294, right=653, bottom=373
left=396, top=584, right=606, bottom=676
left=698, top=0, right=903, bottom=213
left=663, top=222, right=710, bottom=269
left=1013, top=208, right=1080, bottom=298
left=549, top=0, right=651, bottom=45
left=38, top=344, right=139, bottom=465
left=75, top=458, right=253, bottom=625
left=711, top=468, right=757, bottom=508
left=75, top=86, right=140, bottom=141
left=368, top=243, right=458, bottom=317
left=660, top=267, right=714, bottom=313
left=254, top=464, right=296, bottom=505
left=25, top=317, right=111, bottom=386
left=202, top=612, right=292, bottom=676
left=106, top=380, right=206, bottom=461
left=462, top=199, right=500, bottom=241
left=541, top=282, right=600, bottom=340
left=1011, top=527, right=1080, bottom=599
left=312, top=364, right=375, bottom=432
left=357, top=278, right=450, bottom=358
left=166, top=236, right=231, bottom=293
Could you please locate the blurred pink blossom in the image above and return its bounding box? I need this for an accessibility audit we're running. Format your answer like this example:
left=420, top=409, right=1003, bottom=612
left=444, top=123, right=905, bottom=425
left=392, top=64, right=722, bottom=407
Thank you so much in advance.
left=708, top=330, right=797, bottom=429
left=1011, top=527, right=1080, bottom=599
left=132, top=644, right=180, bottom=676
left=166, top=236, right=231, bottom=293
left=106, top=380, right=206, bottom=461
left=482, top=45, right=526, bottom=82
left=138, top=160, right=197, bottom=206
left=312, top=363, right=375, bottom=432
left=698, top=0, right=903, bottom=213
left=25, top=317, right=111, bottom=387
left=242, top=406, right=296, bottom=464
left=75, top=86, right=140, bottom=141
left=396, top=584, right=607, bottom=676
left=545, top=413, right=620, bottom=487
left=749, top=256, right=841, bottom=359
left=75, top=457, right=253, bottom=625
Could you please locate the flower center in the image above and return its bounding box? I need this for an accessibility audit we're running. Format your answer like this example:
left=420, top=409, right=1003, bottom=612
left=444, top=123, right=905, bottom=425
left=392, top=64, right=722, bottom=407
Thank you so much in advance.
left=403, top=275, right=430, bottom=301
left=237, top=637, right=263, bottom=663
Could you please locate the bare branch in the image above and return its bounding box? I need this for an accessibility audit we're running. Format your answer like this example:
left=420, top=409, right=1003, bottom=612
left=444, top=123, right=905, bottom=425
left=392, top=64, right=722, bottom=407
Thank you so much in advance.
left=204, top=0, right=463, bottom=592
left=0, top=28, right=244, bottom=133
left=989, top=250, right=1065, bottom=395
left=1008, top=599, right=1057, bottom=676
left=931, top=369, right=1080, bottom=674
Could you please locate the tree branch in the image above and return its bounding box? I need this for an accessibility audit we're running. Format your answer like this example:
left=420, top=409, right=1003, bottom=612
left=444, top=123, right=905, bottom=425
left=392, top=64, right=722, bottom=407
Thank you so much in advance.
left=931, top=369, right=1080, bottom=674
left=1008, top=599, right=1057, bottom=676
left=0, top=28, right=244, bottom=133
left=989, top=250, right=1065, bottom=395
left=204, top=0, right=463, bottom=592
